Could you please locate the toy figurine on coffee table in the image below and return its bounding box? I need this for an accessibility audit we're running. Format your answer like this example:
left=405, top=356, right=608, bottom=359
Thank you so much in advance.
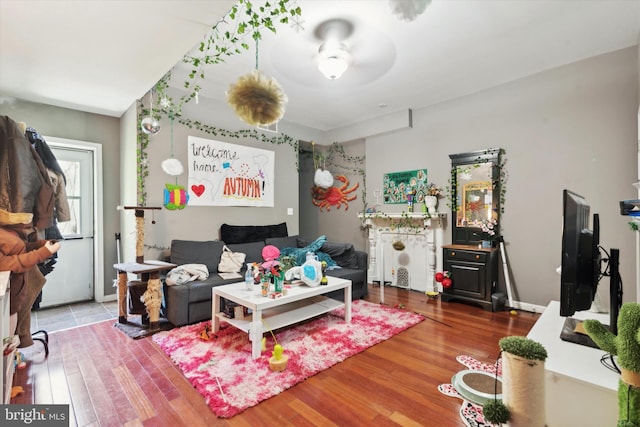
left=583, top=303, right=640, bottom=427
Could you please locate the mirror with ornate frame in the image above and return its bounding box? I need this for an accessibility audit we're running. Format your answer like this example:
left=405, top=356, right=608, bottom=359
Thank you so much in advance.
left=449, top=148, right=502, bottom=245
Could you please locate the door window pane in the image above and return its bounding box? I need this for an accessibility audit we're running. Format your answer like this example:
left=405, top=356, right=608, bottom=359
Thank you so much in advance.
left=57, top=160, right=81, bottom=237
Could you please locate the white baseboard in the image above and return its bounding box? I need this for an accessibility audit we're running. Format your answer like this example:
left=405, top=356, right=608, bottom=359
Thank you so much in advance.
left=511, top=300, right=546, bottom=313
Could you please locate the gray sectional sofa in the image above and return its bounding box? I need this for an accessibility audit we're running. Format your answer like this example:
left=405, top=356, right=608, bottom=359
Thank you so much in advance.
left=163, top=232, right=368, bottom=327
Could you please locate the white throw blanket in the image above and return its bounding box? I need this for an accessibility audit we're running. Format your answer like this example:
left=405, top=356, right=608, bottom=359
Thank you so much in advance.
left=165, top=264, right=209, bottom=286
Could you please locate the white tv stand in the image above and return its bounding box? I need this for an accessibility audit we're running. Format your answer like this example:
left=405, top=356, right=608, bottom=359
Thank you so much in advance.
left=527, top=301, right=618, bottom=426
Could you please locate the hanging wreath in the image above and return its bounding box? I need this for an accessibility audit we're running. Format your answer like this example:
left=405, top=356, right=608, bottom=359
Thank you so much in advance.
left=227, top=69, right=288, bottom=126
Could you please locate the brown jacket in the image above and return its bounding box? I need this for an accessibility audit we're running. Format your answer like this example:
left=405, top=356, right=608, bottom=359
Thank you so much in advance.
left=0, top=115, right=54, bottom=229
left=0, top=225, right=51, bottom=314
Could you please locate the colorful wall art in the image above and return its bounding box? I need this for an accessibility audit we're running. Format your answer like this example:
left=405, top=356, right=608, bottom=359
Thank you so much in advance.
left=187, top=136, right=275, bottom=207
left=383, top=169, right=428, bottom=204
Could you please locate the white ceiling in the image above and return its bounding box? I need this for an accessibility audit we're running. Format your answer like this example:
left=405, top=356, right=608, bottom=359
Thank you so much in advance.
left=1, top=0, right=639, bottom=133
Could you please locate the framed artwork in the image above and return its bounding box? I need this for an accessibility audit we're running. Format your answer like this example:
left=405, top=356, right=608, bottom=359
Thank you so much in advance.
left=383, top=169, right=428, bottom=204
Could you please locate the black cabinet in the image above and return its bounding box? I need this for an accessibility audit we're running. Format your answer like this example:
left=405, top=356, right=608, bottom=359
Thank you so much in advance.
left=441, top=244, right=499, bottom=310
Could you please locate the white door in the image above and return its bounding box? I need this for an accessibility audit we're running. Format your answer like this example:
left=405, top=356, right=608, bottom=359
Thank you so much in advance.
left=40, top=145, right=95, bottom=307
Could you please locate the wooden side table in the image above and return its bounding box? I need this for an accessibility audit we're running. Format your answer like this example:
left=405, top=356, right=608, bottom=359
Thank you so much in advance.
left=113, top=260, right=176, bottom=330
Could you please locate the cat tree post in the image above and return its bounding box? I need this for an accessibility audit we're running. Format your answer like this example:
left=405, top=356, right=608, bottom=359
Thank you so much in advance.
left=491, top=336, right=548, bottom=427
left=114, top=206, right=172, bottom=330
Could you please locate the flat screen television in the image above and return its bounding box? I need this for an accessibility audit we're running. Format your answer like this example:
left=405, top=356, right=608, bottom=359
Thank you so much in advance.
left=559, top=189, right=622, bottom=348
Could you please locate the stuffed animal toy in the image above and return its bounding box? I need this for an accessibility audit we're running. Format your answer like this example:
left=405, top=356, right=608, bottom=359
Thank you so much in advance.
left=583, top=302, right=640, bottom=427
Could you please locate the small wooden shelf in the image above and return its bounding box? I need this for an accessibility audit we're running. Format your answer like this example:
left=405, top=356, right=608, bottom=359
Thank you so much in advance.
left=216, top=295, right=343, bottom=333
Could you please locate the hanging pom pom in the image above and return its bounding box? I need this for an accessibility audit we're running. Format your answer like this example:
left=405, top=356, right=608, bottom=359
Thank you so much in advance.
left=314, top=169, right=334, bottom=189
left=227, top=69, right=288, bottom=126
left=161, top=158, right=184, bottom=176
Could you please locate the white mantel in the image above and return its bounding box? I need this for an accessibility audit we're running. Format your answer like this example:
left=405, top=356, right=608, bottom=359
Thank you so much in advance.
left=358, top=212, right=447, bottom=303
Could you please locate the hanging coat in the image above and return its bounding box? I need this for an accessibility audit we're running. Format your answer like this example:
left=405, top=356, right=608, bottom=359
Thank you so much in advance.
left=0, top=116, right=54, bottom=229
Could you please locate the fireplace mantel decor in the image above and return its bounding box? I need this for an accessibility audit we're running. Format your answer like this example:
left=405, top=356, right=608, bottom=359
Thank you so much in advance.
left=358, top=212, right=447, bottom=303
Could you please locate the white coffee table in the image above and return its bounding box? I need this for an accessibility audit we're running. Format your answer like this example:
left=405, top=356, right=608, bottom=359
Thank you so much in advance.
left=212, top=276, right=352, bottom=359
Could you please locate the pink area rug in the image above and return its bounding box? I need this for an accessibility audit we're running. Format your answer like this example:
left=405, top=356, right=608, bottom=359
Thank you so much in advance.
left=152, top=299, right=424, bottom=418
left=438, top=355, right=502, bottom=427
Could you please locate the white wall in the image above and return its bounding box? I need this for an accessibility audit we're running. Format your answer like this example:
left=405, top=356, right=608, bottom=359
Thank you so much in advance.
left=366, top=47, right=638, bottom=307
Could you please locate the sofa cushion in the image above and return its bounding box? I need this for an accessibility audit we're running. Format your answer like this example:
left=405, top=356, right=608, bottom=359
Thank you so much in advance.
left=220, top=222, right=288, bottom=244
left=170, top=240, right=224, bottom=273
left=265, top=235, right=299, bottom=249
left=227, top=241, right=266, bottom=265
left=326, top=267, right=364, bottom=284
left=318, top=241, right=359, bottom=269
left=296, top=237, right=357, bottom=268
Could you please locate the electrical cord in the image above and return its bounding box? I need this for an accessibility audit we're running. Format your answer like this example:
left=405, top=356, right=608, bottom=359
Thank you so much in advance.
left=600, top=353, right=620, bottom=374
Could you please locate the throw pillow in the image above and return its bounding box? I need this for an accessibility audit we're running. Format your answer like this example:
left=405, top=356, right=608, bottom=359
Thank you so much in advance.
left=170, top=240, right=224, bottom=273
left=220, top=222, right=288, bottom=244
left=319, top=241, right=359, bottom=269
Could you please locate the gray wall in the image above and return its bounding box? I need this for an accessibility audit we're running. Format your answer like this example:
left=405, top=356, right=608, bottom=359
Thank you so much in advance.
left=0, top=98, right=121, bottom=298
left=2, top=46, right=637, bottom=310
left=366, top=47, right=638, bottom=307
left=135, top=93, right=301, bottom=261
left=298, top=139, right=367, bottom=250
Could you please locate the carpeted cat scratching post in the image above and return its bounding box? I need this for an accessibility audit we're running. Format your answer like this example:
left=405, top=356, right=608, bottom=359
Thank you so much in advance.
left=484, top=336, right=548, bottom=427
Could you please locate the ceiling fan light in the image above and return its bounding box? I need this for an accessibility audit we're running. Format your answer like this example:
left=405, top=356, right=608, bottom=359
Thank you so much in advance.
left=318, top=42, right=351, bottom=80
left=318, top=56, right=349, bottom=80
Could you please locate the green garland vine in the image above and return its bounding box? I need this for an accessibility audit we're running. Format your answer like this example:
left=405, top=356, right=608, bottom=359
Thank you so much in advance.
left=175, top=0, right=301, bottom=116
left=136, top=0, right=301, bottom=206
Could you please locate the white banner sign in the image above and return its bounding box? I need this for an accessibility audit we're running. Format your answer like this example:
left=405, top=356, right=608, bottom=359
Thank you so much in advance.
left=187, top=136, right=275, bottom=207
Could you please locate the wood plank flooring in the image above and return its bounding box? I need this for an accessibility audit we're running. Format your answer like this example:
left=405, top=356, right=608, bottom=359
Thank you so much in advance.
left=11, top=285, right=540, bottom=426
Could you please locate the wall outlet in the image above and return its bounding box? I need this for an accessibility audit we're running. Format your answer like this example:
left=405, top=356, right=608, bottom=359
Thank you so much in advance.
left=287, top=208, right=294, bottom=215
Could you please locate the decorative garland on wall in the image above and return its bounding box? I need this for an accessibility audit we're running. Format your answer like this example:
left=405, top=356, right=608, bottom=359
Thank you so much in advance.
left=137, top=101, right=152, bottom=206
left=136, top=0, right=301, bottom=206
left=134, top=0, right=368, bottom=213
left=446, top=148, right=508, bottom=214
left=135, top=103, right=300, bottom=207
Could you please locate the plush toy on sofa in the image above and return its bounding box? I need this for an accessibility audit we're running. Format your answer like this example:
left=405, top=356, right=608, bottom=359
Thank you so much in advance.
left=583, top=302, right=640, bottom=427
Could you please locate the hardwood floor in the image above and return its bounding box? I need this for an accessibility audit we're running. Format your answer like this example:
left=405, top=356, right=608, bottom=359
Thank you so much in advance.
left=11, top=285, right=540, bottom=426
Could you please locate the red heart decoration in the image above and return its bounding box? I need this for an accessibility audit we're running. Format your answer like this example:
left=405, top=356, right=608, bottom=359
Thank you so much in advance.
left=191, top=184, right=205, bottom=197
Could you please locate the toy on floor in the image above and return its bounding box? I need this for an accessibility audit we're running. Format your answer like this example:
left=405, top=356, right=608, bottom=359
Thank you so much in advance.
left=11, top=386, right=24, bottom=398
left=14, top=351, right=27, bottom=369
left=583, top=302, right=640, bottom=427
left=199, top=324, right=215, bottom=341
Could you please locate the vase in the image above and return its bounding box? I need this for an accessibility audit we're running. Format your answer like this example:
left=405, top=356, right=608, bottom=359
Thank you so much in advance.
left=273, top=275, right=284, bottom=293
left=424, top=195, right=438, bottom=214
